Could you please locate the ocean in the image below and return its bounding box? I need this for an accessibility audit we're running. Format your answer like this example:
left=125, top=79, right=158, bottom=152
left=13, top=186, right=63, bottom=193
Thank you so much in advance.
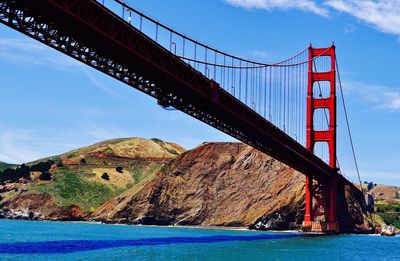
left=0, top=219, right=398, bottom=260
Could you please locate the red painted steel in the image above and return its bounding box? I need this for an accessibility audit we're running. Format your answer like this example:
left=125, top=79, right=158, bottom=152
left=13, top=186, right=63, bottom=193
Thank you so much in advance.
left=304, top=45, right=338, bottom=232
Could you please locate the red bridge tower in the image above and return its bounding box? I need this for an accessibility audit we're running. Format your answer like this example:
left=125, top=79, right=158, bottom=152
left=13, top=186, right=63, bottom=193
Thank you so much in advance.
left=303, top=45, right=339, bottom=233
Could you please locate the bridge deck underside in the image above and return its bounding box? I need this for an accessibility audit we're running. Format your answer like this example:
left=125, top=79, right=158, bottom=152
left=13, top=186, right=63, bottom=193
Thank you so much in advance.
left=0, top=0, right=362, bottom=198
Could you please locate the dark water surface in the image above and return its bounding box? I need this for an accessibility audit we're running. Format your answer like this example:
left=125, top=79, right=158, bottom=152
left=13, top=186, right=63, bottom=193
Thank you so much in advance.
left=0, top=219, right=398, bottom=260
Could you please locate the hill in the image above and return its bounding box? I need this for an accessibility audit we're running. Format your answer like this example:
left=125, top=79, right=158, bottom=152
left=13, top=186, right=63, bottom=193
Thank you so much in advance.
left=0, top=139, right=383, bottom=232
left=92, top=142, right=373, bottom=232
left=0, top=138, right=185, bottom=219
left=92, top=142, right=305, bottom=228
left=0, top=162, right=18, bottom=172
left=369, top=184, right=398, bottom=200
left=367, top=184, right=400, bottom=229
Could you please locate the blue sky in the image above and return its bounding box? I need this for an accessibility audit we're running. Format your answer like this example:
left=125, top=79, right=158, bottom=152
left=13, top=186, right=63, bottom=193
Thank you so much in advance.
left=0, top=0, right=399, bottom=185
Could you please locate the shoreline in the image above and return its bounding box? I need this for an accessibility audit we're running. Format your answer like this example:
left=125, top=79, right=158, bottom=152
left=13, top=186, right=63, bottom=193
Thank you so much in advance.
left=0, top=217, right=304, bottom=234
left=1, top=218, right=397, bottom=237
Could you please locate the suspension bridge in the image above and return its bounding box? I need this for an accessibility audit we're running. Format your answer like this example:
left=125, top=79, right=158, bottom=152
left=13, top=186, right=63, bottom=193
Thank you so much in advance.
left=0, top=0, right=364, bottom=233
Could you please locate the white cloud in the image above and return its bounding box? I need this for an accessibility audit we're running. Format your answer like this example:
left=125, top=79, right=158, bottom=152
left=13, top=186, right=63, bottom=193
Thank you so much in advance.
left=0, top=125, right=129, bottom=164
left=0, top=38, right=46, bottom=51
left=246, top=50, right=276, bottom=62
left=342, top=170, right=400, bottom=186
left=0, top=37, right=137, bottom=102
left=249, top=50, right=270, bottom=58
left=0, top=37, right=80, bottom=69
left=326, top=0, right=400, bottom=36
left=344, top=23, right=357, bottom=33
left=81, top=68, right=137, bottom=104
left=344, top=81, right=400, bottom=112
left=78, top=124, right=130, bottom=141
left=224, top=0, right=329, bottom=16
left=223, top=0, right=400, bottom=38
left=0, top=129, right=44, bottom=163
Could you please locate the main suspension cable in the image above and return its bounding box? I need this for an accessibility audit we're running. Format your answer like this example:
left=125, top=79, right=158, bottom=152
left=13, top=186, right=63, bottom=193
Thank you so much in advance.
left=336, top=58, right=363, bottom=192
left=112, top=0, right=330, bottom=69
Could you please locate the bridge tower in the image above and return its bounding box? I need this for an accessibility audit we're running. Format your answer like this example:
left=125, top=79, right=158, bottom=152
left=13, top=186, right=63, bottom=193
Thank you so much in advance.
left=303, top=45, right=339, bottom=233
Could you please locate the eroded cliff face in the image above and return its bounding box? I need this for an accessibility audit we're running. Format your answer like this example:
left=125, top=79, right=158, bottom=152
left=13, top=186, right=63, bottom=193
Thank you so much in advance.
left=0, top=140, right=372, bottom=232
left=93, top=142, right=306, bottom=229
left=0, top=193, right=86, bottom=221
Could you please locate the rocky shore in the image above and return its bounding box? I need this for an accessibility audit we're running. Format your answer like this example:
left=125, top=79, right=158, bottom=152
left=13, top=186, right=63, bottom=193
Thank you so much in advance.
left=0, top=139, right=386, bottom=233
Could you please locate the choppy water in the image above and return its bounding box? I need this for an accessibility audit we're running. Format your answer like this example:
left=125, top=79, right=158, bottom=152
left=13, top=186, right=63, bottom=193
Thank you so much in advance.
left=0, top=219, right=398, bottom=260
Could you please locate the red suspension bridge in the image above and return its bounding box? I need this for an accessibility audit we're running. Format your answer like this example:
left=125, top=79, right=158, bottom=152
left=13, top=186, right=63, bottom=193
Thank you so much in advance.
left=0, top=0, right=364, bottom=233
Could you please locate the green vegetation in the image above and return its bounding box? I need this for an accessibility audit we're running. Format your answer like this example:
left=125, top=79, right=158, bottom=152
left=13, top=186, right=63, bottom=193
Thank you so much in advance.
left=165, top=148, right=179, bottom=156
left=0, top=137, right=183, bottom=216
left=67, top=153, right=76, bottom=159
left=28, top=155, right=61, bottom=166
left=30, top=168, right=122, bottom=212
left=151, top=138, right=163, bottom=144
left=364, top=212, right=385, bottom=229
left=131, top=162, right=162, bottom=184
left=104, top=147, right=114, bottom=154
left=132, top=168, right=141, bottom=184
left=376, top=200, right=400, bottom=228
left=160, top=159, right=174, bottom=174
left=151, top=138, right=181, bottom=156
left=0, top=162, right=18, bottom=172
left=0, top=161, right=53, bottom=183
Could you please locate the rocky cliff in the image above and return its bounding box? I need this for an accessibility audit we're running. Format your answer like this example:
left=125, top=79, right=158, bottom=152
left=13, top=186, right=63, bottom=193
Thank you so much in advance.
left=0, top=139, right=375, bottom=232
left=92, top=142, right=371, bottom=232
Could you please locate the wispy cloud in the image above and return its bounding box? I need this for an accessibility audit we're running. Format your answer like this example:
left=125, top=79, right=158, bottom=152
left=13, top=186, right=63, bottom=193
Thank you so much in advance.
left=344, top=81, right=400, bottom=112
left=326, top=0, right=400, bottom=36
left=223, top=0, right=400, bottom=38
left=223, top=0, right=329, bottom=16
left=0, top=38, right=46, bottom=51
left=0, top=129, right=45, bottom=163
left=246, top=49, right=277, bottom=62
left=0, top=124, right=130, bottom=164
left=0, top=37, right=80, bottom=69
left=356, top=171, right=400, bottom=186
left=344, top=23, right=357, bottom=33
left=0, top=38, right=137, bottom=163
left=81, top=68, right=137, bottom=104
left=0, top=37, right=132, bottom=100
left=248, top=50, right=270, bottom=59
left=361, top=171, right=400, bottom=180
left=78, top=124, right=130, bottom=141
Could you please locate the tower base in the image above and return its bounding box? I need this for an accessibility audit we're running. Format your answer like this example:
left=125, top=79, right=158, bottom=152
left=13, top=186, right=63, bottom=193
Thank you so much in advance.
left=302, top=221, right=340, bottom=234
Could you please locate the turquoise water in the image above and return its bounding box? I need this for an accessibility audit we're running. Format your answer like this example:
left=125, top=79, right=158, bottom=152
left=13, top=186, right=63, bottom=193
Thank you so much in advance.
left=0, top=220, right=399, bottom=260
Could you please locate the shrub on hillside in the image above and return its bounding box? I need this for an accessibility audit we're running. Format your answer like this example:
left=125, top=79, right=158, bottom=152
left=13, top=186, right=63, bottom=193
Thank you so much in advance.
left=0, top=160, right=54, bottom=183
left=151, top=138, right=163, bottom=144
left=39, top=171, right=52, bottom=181
left=101, top=173, right=110, bottom=180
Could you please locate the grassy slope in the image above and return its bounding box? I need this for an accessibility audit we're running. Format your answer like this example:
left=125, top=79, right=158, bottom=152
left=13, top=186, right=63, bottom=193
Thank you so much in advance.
left=27, top=138, right=185, bottom=166
left=0, top=162, right=18, bottom=172
left=58, top=137, right=185, bottom=160
left=28, top=162, right=163, bottom=212
left=30, top=168, right=117, bottom=212
left=365, top=185, right=400, bottom=229
left=2, top=138, right=184, bottom=213
left=376, top=199, right=400, bottom=228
